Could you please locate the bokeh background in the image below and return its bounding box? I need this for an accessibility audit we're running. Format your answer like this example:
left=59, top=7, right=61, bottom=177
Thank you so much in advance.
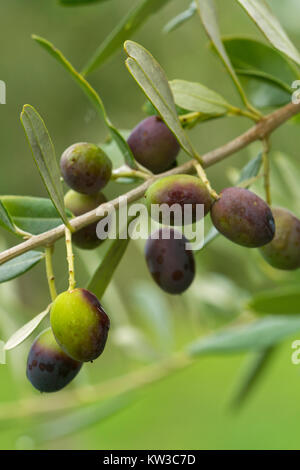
left=1, top=0, right=300, bottom=450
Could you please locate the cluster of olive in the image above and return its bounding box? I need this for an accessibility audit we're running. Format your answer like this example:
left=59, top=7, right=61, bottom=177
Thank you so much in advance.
left=130, top=117, right=300, bottom=294
left=61, top=142, right=112, bottom=249
left=27, top=116, right=300, bottom=393
left=27, top=143, right=113, bottom=393
left=27, top=289, right=110, bottom=393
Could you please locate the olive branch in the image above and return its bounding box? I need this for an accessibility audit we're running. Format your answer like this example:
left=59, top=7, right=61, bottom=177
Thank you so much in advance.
left=0, top=100, right=299, bottom=266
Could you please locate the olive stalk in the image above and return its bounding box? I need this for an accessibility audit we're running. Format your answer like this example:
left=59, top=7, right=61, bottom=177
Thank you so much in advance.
left=111, top=165, right=152, bottom=181
left=193, top=162, right=219, bottom=200
left=45, top=246, right=57, bottom=301
left=228, top=105, right=261, bottom=122
left=14, top=227, right=33, bottom=240
left=65, top=227, right=76, bottom=291
left=0, top=101, right=300, bottom=265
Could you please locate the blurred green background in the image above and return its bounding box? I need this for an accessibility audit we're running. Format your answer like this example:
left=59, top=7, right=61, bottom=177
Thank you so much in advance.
left=1, top=0, right=300, bottom=450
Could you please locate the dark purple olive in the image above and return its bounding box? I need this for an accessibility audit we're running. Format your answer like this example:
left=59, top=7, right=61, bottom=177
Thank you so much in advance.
left=260, top=207, right=300, bottom=270
left=27, top=328, right=82, bottom=393
left=128, top=116, right=180, bottom=174
left=145, top=228, right=195, bottom=294
left=211, top=187, right=275, bottom=248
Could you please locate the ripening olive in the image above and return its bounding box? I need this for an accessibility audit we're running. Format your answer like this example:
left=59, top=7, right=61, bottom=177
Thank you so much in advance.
left=145, top=228, right=195, bottom=294
left=210, top=187, right=275, bottom=248
left=64, top=190, right=106, bottom=250
left=50, top=288, right=110, bottom=362
left=26, top=328, right=82, bottom=393
left=127, top=116, right=180, bottom=174
left=146, top=174, right=212, bottom=225
left=60, top=143, right=112, bottom=194
left=259, top=207, right=300, bottom=270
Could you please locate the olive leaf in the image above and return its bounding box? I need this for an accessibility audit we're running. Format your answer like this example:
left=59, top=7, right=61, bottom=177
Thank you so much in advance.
left=0, top=196, right=73, bottom=235
left=247, top=285, right=300, bottom=316
left=30, top=394, right=133, bottom=445
left=87, top=237, right=130, bottom=300
left=0, top=251, right=45, bottom=284
left=99, top=130, right=131, bottom=169
left=32, top=35, right=137, bottom=169
left=267, top=151, right=300, bottom=212
left=195, top=0, right=245, bottom=102
left=169, top=79, right=232, bottom=116
left=187, top=315, right=300, bottom=356
left=236, top=0, right=300, bottom=67
left=223, top=37, right=298, bottom=108
left=163, top=2, right=197, bottom=34
left=4, top=305, right=50, bottom=351
left=236, top=152, right=262, bottom=186
left=202, top=226, right=219, bottom=248
left=82, top=0, right=174, bottom=75
left=86, top=211, right=134, bottom=302
left=20, top=105, right=71, bottom=229
left=0, top=201, right=16, bottom=234
left=231, top=347, right=275, bottom=408
left=124, top=41, right=201, bottom=162
left=131, top=282, right=174, bottom=354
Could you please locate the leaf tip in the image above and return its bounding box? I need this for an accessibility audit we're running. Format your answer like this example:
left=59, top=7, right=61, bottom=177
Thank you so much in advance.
left=124, top=40, right=139, bottom=57
left=124, top=40, right=130, bottom=55
left=20, top=104, right=34, bottom=121
left=31, top=34, right=44, bottom=44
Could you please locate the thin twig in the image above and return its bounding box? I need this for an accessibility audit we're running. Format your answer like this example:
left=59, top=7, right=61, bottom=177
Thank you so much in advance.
left=65, top=227, right=76, bottom=291
left=194, top=162, right=219, bottom=200
left=0, top=102, right=299, bottom=265
left=45, top=246, right=57, bottom=301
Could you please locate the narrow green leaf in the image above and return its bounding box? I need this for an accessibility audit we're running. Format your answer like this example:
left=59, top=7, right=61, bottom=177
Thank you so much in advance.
left=223, top=37, right=298, bottom=108
left=236, top=152, right=262, bottom=186
left=163, top=2, right=197, bottom=34
left=248, top=286, right=300, bottom=316
left=143, top=100, right=158, bottom=117
left=195, top=0, right=245, bottom=101
left=20, top=105, right=71, bottom=228
left=236, top=0, right=300, bottom=66
left=231, top=347, right=275, bottom=408
left=124, top=41, right=200, bottom=162
left=87, top=237, right=130, bottom=299
left=223, top=37, right=296, bottom=92
left=1, top=196, right=73, bottom=235
left=187, top=315, right=300, bottom=356
left=0, top=251, right=44, bottom=284
left=0, top=201, right=16, bottom=234
left=31, top=395, right=133, bottom=445
left=203, top=226, right=219, bottom=248
left=32, top=35, right=137, bottom=169
left=270, top=152, right=300, bottom=211
left=4, top=306, right=50, bottom=351
left=99, top=130, right=131, bottom=169
left=82, top=0, right=173, bottom=75
left=131, top=282, right=174, bottom=353
left=169, top=79, right=231, bottom=116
